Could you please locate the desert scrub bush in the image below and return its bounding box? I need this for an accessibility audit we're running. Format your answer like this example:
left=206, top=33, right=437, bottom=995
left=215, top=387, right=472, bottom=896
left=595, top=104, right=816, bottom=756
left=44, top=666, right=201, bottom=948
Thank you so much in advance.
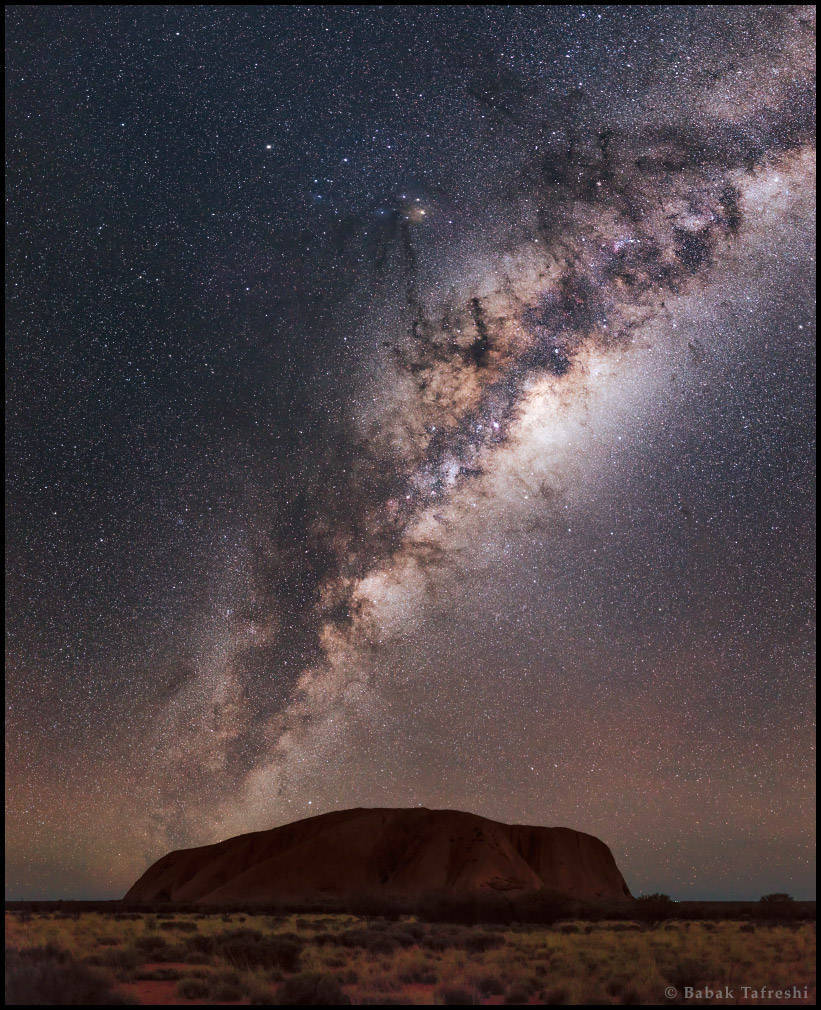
left=84, top=945, right=140, bottom=972
left=421, top=927, right=467, bottom=951
left=94, top=935, right=121, bottom=945
left=212, top=980, right=244, bottom=1001
left=663, top=955, right=713, bottom=991
left=384, top=924, right=426, bottom=947
left=310, top=929, right=336, bottom=946
left=276, top=971, right=351, bottom=1004
left=396, top=951, right=438, bottom=985
left=133, top=933, right=170, bottom=957
left=437, top=982, right=476, bottom=1005
left=504, top=979, right=535, bottom=1004
left=463, top=930, right=505, bottom=953
left=210, top=965, right=241, bottom=997
left=159, top=918, right=198, bottom=931
left=133, top=966, right=181, bottom=981
left=5, top=944, right=133, bottom=1005
left=471, top=971, right=504, bottom=996
left=186, top=928, right=302, bottom=970
left=603, top=975, right=647, bottom=1004
left=367, top=970, right=401, bottom=995
left=177, top=976, right=211, bottom=999
left=249, top=982, right=277, bottom=1004
left=334, top=926, right=408, bottom=954
left=421, top=925, right=505, bottom=953
left=604, top=973, right=635, bottom=997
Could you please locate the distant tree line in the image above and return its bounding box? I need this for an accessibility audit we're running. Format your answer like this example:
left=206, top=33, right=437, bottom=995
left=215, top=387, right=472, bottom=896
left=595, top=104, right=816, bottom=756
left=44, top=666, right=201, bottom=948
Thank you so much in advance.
left=6, top=890, right=811, bottom=926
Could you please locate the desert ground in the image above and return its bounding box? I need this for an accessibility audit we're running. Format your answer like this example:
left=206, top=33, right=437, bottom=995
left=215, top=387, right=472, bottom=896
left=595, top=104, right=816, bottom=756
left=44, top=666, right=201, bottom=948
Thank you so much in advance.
left=4, top=906, right=816, bottom=1005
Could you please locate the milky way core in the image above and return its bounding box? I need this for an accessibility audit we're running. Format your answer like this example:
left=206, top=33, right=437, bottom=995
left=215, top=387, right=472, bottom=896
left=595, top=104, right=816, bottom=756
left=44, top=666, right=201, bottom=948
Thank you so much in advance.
left=6, top=6, right=816, bottom=900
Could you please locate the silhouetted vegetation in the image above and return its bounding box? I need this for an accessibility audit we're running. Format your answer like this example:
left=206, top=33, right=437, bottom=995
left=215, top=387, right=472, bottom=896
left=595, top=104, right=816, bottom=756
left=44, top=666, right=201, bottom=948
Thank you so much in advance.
left=6, top=894, right=815, bottom=923
left=635, top=893, right=675, bottom=922
left=756, top=892, right=801, bottom=921
left=412, top=887, right=578, bottom=925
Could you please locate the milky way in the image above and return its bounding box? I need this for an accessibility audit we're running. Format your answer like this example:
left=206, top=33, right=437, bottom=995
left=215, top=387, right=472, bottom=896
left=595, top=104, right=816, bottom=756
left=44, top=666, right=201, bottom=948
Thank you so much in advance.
left=6, top=6, right=816, bottom=899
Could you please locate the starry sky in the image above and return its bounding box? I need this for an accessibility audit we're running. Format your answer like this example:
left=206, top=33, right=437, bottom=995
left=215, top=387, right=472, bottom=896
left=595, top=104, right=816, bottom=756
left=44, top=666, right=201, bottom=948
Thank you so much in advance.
left=5, top=6, right=816, bottom=901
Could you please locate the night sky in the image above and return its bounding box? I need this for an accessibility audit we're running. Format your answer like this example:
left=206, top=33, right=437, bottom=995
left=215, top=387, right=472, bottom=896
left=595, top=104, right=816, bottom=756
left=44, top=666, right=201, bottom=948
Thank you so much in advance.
left=5, top=6, right=816, bottom=901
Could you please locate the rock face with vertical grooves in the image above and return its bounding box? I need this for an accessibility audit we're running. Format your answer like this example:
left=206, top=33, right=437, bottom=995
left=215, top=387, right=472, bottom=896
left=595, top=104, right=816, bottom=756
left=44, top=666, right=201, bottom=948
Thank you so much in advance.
left=124, top=807, right=632, bottom=905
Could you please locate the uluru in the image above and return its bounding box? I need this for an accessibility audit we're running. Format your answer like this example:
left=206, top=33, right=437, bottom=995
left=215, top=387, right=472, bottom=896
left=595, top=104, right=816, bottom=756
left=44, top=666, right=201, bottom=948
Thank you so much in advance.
left=124, top=807, right=632, bottom=905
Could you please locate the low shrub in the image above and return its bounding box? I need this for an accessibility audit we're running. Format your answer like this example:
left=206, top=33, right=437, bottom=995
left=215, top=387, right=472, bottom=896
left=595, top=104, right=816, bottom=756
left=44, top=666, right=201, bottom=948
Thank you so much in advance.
left=185, top=928, right=301, bottom=970
left=421, top=925, right=505, bottom=952
left=134, top=934, right=169, bottom=956
left=212, top=981, right=243, bottom=1001
left=275, top=972, right=351, bottom=1005
left=664, top=957, right=712, bottom=991
left=249, top=983, right=277, bottom=1004
left=397, top=960, right=437, bottom=985
left=133, top=967, right=181, bottom=981
left=334, top=926, right=406, bottom=954
left=505, top=980, right=534, bottom=1004
left=177, top=977, right=210, bottom=999
left=159, top=919, right=198, bottom=932
left=463, top=930, right=505, bottom=953
left=5, top=945, right=133, bottom=1005
left=437, top=983, right=475, bottom=1005
left=474, top=972, right=504, bottom=996
left=84, top=946, right=140, bottom=971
